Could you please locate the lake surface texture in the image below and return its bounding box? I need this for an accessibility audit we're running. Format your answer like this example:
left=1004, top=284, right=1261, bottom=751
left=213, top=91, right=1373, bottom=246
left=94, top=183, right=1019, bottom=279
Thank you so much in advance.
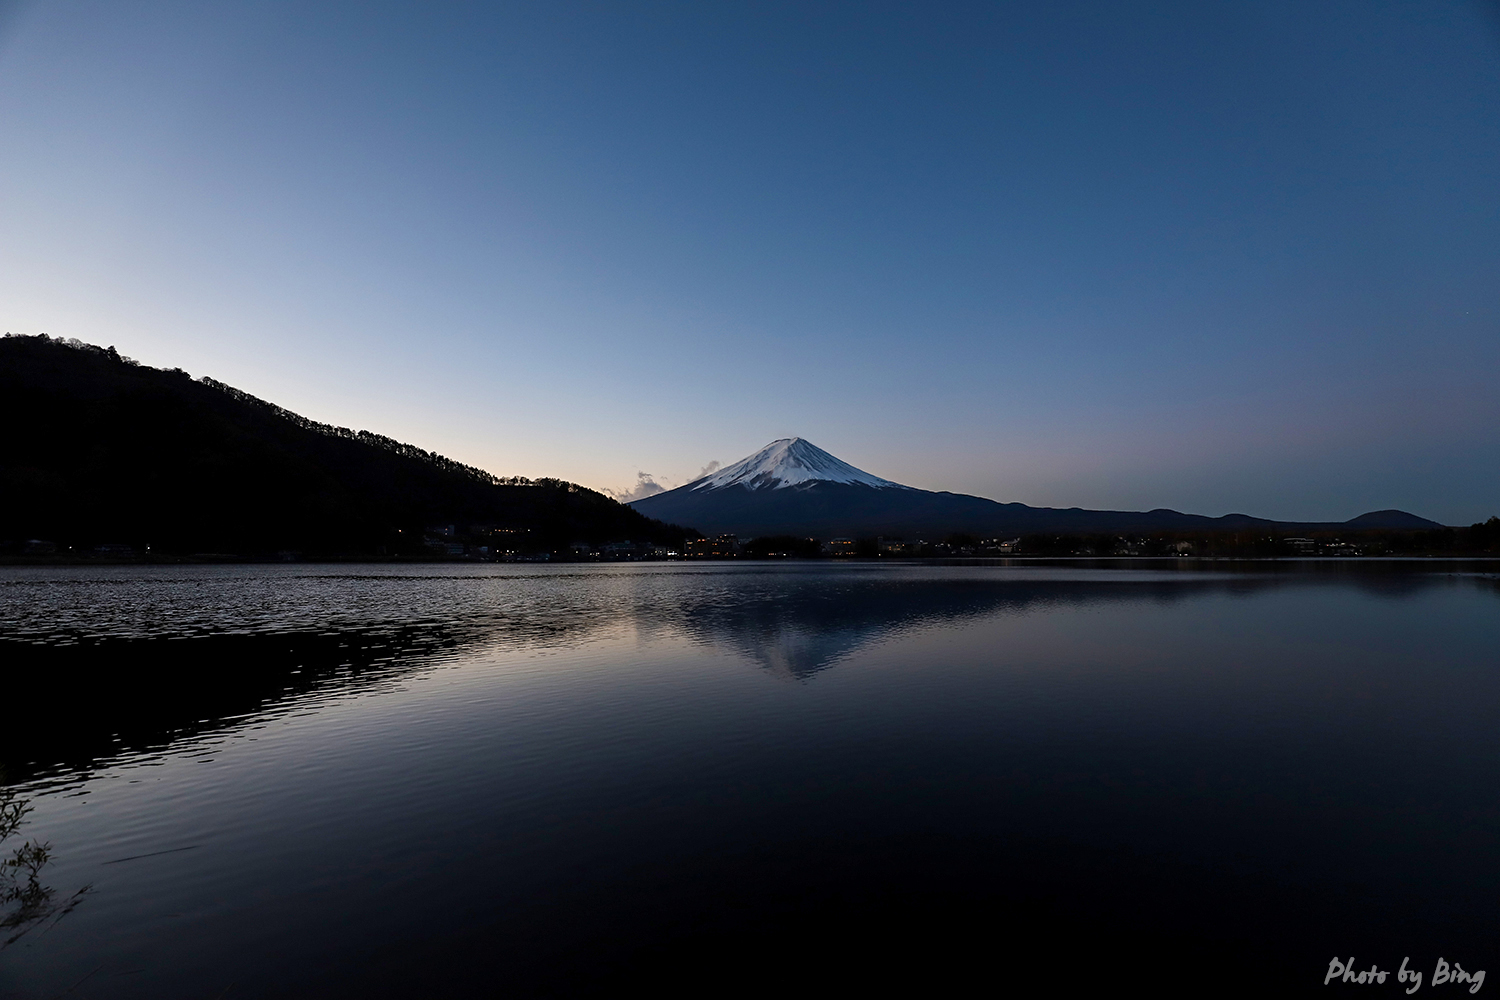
left=1, top=562, right=1497, bottom=996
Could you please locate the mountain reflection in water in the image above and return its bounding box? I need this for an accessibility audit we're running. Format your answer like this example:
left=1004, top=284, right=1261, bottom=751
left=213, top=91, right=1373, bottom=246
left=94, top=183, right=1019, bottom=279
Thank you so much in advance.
left=669, top=573, right=1228, bottom=678
left=3, top=562, right=1499, bottom=998
left=4, top=562, right=1491, bottom=776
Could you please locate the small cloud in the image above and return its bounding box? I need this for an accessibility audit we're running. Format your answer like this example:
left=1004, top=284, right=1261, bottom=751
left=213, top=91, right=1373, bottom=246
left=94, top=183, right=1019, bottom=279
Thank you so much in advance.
left=610, top=460, right=719, bottom=501
left=610, top=472, right=668, bottom=502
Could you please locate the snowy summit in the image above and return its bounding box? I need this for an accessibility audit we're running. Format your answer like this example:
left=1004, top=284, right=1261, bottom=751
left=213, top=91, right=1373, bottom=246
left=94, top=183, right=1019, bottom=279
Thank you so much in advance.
left=689, top=438, right=909, bottom=492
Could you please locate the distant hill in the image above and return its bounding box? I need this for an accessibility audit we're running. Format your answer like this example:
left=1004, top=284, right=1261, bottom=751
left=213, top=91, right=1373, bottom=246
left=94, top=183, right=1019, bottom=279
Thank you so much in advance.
left=1342, top=510, right=1444, bottom=530
left=0, top=335, right=689, bottom=558
left=631, top=438, right=1445, bottom=538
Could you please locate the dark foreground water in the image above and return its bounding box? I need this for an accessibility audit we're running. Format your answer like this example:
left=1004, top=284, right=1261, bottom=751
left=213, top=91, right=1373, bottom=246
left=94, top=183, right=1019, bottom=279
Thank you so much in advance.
left=1, top=561, right=1498, bottom=997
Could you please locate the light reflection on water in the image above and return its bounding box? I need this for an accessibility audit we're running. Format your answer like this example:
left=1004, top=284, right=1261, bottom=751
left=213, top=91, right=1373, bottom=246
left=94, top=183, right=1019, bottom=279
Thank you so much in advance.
left=1, top=562, right=1498, bottom=996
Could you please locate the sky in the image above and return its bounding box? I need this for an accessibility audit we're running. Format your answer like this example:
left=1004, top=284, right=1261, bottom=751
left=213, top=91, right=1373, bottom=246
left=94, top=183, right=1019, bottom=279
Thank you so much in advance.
left=1, top=1, right=1497, bottom=523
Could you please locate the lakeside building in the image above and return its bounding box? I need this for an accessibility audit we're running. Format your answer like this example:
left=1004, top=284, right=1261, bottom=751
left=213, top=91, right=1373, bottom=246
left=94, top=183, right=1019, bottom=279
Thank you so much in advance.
left=685, top=535, right=741, bottom=558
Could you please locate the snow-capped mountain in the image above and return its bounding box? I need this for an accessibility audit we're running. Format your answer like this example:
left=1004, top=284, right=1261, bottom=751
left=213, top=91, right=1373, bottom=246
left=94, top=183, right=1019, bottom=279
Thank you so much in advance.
left=688, top=438, right=909, bottom=492
left=628, top=438, right=1442, bottom=540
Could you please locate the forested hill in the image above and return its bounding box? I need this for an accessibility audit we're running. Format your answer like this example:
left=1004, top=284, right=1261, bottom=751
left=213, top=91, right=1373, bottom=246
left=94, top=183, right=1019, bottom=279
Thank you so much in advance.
left=1, top=335, right=690, bottom=558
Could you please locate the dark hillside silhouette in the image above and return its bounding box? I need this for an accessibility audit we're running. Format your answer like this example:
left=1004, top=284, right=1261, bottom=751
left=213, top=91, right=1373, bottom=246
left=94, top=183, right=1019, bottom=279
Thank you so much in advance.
left=1, top=335, right=689, bottom=558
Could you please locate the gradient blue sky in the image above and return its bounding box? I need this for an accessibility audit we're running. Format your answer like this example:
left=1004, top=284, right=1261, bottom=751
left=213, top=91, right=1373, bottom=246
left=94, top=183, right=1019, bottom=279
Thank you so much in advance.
left=2, top=1, right=1497, bottom=522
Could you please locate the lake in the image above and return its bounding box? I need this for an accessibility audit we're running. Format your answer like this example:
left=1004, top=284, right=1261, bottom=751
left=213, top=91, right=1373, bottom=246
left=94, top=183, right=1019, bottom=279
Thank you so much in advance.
left=1, top=561, right=1497, bottom=996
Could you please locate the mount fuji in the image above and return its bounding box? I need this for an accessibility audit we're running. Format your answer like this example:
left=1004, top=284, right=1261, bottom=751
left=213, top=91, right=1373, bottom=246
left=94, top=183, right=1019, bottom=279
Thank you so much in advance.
left=628, top=438, right=1441, bottom=539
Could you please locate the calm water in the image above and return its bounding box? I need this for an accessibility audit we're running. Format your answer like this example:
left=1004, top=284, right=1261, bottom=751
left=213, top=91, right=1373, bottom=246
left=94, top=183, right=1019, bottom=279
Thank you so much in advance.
left=1, top=561, right=1498, bottom=996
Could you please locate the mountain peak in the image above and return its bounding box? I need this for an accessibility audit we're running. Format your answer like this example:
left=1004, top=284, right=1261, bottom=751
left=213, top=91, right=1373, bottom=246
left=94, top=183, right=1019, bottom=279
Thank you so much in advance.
left=690, top=438, right=908, bottom=492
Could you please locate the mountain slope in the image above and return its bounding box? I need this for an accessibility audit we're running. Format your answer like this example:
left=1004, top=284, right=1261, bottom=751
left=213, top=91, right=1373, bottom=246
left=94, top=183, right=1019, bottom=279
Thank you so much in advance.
left=631, top=437, right=1444, bottom=538
left=1, top=335, right=688, bottom=556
